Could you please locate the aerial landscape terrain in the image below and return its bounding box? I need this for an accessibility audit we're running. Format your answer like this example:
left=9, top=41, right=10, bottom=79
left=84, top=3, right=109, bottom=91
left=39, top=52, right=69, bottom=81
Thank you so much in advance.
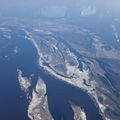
left=0, top=0, right=120, bottom=120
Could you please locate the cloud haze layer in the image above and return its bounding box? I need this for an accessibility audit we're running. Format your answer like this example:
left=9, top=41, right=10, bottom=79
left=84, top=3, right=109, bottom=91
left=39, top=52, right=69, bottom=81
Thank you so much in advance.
left=0, top=0, right=120, bottom=17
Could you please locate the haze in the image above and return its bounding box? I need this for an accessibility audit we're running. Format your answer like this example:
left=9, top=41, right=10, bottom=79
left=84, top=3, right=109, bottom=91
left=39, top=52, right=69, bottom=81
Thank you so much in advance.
left=0, top=0, right=120, bottom=18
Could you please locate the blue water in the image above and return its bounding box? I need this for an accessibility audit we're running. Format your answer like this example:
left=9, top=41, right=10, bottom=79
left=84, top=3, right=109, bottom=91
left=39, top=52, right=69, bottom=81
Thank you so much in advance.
left=0, top=26, right=103, bottom=120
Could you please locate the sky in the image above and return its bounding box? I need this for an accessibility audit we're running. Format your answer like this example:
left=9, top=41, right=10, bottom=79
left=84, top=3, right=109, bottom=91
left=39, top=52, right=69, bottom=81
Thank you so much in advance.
left=0, top=0, right=120, bottom=8
left=0, top=0, right=120, bottom=17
